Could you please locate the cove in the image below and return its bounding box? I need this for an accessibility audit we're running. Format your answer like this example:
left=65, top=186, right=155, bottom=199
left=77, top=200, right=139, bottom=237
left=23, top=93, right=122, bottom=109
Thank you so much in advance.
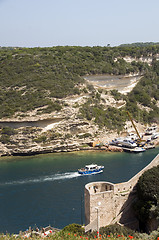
left=0, top=148, right=158, bottom=234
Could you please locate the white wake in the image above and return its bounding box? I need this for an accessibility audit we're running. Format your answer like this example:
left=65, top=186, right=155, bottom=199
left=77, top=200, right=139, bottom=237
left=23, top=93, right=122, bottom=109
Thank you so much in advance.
left=0, top=172, right=81, bottom=186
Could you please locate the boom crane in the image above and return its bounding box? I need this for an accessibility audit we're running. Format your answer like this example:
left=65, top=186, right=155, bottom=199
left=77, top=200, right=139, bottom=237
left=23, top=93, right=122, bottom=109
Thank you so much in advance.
left=126, top=111, right=143, bottom=143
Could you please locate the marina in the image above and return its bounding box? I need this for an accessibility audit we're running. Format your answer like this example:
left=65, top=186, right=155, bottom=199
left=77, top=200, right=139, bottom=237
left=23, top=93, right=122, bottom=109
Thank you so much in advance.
left=107, top=123, right=158, bottom=153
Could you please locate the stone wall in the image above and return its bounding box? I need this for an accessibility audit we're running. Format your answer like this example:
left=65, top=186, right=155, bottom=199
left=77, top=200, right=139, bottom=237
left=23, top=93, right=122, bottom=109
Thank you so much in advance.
left=84, top=153, right=159, bottom=232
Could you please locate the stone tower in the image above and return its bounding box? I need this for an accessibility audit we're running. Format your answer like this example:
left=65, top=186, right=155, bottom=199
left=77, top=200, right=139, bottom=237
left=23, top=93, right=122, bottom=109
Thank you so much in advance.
left=84, top=154, right=159, bottom=232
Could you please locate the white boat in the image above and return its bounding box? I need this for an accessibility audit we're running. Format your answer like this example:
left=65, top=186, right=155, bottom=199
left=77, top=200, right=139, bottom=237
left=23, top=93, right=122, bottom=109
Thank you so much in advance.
left=123, top=147, right=146, bottom=153
left=145, top=126, right=157, bottom=135
left=126, top=133, right=138, bottom=141
left=151, top=133, right=159, bottom=140
left=131, top=147, right=146, bottom=153
left=111, top=138, right=137, bottom=148
left=120, top=139, right=137, bottom=148
left=78, top=164, right=104, bottom=175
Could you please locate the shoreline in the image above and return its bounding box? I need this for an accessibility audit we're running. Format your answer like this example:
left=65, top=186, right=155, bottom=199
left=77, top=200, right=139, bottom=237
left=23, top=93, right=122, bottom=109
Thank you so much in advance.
left=0, top=141, right=158, bottom=159
left=0, top=121, right=158, bottom=158
left=0, top=145, right=124, bottom=157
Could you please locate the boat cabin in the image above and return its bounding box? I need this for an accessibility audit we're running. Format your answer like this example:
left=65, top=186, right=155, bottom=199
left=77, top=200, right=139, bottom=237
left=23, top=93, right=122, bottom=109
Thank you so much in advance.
left=85, top=164, right=98, bottom=170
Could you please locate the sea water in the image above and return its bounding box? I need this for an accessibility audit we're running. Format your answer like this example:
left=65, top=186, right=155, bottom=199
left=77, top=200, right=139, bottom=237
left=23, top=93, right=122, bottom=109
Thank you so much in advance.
left=0, top=148, right=158, bottom=233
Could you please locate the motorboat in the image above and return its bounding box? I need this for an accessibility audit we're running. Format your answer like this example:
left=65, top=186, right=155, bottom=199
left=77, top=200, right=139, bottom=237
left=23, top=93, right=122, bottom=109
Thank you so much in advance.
left=120, top=139, right=137, bottom=148
left=145, top=126, right=157, bottom=135
left=132, top=147, right=146, bottom=153
left=78, top=164, right=104, bottom=175
left=126, top=132, right=138, bottom=141
left=111, top=138, right=137, bottom=148
left=151, top=133, right=159, bottom=140
left=123, top=147, right=146, bottom=153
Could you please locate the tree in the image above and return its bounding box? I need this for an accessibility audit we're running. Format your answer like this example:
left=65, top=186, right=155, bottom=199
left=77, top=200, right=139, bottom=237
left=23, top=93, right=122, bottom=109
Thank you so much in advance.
left=134, top=166, right=159, bottom=232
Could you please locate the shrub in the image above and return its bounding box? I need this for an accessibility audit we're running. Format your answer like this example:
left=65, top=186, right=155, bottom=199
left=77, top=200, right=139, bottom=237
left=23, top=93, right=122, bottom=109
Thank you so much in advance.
left=1, top=127, right=16, bottom=135
left=99, top=223, right=138, bottom=237
left=134, top=166, right=159, bottom=232
left=0, top=134, right=11, bottom=144
left=34, top=135, right=47, bottom=143
left=77, top=133, right=92, bottom=139
left=62, top=223, right=85, bottom=235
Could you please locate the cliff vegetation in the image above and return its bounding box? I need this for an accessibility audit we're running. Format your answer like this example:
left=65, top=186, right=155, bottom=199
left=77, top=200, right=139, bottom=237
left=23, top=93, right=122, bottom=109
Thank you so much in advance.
left=0, top=44, right=159, bottom=154
left=134, top=165, right=159, bottom=233
left=0, top=45, right=159, bottom=121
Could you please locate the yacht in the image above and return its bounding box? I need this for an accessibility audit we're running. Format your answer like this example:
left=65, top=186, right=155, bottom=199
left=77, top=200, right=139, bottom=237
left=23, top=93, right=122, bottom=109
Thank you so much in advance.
left=111, top=138, right=137, bottom=148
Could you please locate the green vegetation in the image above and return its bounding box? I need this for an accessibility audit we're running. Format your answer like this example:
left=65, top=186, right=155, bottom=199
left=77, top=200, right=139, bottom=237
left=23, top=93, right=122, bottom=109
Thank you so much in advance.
left=134, top=165, right=159, bottom=232
left=77, top=133, right=92, bottom=139
left=0, top=45, right=159, bottom=129
left=1, top=223, right=159, bottom=239
left=125, top=69, right=159, bottom=124
left=62, top=223, right=85, bottom=234
left=120, top=42, right=159, bottom=47
left=0, top=127, right=16, bottom=144
left=80, top=62, right=159, bottom=130
left=99, top=224, right=139, bottom=238
left=80, top=99, right=126, bottom=131
left=34, top=135, right=47, bottom=143
left=49, top=131, right=62, bottom=140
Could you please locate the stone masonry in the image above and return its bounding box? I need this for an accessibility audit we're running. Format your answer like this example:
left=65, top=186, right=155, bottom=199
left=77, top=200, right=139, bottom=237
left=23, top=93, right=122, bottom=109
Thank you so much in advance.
left=84, top=153, right=159, bottom=232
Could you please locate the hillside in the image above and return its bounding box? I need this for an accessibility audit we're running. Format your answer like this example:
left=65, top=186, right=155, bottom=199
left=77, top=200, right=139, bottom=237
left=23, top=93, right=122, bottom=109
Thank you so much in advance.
left=0, top=45, right=159, bottom=156
left=120, top=42, right=159, bottom=47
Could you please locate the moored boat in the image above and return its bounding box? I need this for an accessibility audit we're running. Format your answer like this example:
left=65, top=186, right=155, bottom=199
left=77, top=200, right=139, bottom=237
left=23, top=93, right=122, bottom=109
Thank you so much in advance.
left=111, top=138, right=137, bottom=148
left=123, top=147, right=146, bottom=153
left=78, top=164, right=104, bottom=175
left=145, top=125, right=157, bottom=135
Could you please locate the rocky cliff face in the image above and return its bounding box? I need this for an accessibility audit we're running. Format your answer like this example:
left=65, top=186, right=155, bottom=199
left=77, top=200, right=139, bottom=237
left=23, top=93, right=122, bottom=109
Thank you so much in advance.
left=0, top=75, right=157, bottom=157
left=117, top=54, right=159, bottom=65
left=0, top=85, right=121, bottom=156
left=0, top=109, right=122, bottom=156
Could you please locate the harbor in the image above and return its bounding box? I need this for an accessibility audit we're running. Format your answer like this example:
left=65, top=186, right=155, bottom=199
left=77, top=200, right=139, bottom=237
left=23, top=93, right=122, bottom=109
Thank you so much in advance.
left=90, top=123, right=158, bottom=153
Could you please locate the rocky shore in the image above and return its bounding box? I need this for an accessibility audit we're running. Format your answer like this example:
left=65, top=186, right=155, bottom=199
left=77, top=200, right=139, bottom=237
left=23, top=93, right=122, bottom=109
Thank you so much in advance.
left=0, top=103, right=158, bottom=157
left=0, top=119, right=158, bottom=157
left=0, top=133, right=124, bottom=157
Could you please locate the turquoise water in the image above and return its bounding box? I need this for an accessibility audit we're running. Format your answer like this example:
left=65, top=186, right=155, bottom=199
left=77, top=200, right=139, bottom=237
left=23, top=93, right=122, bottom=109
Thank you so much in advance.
left=0, top=148, right=158, bottom=234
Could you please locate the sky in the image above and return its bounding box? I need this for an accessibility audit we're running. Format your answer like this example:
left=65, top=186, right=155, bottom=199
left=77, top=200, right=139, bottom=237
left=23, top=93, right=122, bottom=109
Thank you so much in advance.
left=0, top=0, right=159, bottom=47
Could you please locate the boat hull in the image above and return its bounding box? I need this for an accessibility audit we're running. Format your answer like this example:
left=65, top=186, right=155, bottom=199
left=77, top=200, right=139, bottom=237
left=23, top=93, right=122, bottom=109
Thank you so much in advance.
left=123, top=147, right=146, bottom=153
left=78, top=164, right=104, bottom=175
left=78, top=169, right=103, bottom=175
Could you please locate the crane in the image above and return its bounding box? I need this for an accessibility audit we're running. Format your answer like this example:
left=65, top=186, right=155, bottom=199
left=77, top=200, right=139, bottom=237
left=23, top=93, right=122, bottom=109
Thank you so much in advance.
left=126, top=111, right=145, bottom=144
